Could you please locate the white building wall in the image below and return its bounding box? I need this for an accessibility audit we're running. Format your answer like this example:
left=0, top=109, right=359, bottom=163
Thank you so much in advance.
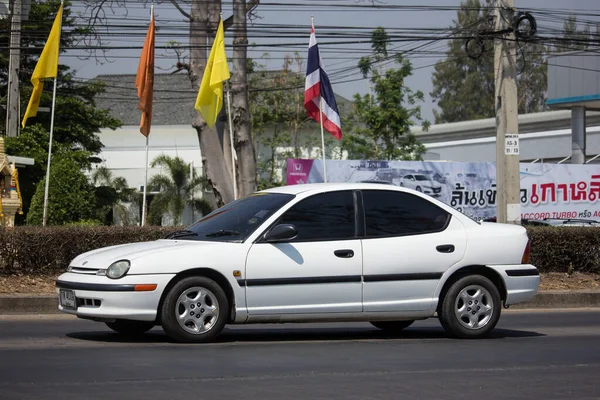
left=424, top=126, right=600, bottom=163
left=95, top=125, right=211, bottom=226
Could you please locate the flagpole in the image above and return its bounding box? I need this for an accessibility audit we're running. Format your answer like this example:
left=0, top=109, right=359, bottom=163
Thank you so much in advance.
left=42, top=1, right=64, bottom=227
left=140, top=2, right=154, bottom=227
left=141, top=135, right=149, bottom=226
left=312, top=16, right=327, bottom=183
left=222, top=11, right=237, bottom=201
left=42, top=75, right=58, bottom=227
left=319, top=96, right=327, bottom=183
left=226, top=80, right=238, bottom=200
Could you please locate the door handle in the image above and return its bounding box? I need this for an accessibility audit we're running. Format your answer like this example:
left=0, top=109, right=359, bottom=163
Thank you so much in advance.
left=334, top=249, right=354, bottom=258
left=436, top=244, right=455, bottom=253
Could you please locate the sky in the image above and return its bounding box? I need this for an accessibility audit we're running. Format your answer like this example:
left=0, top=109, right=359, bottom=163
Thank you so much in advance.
left=61, top=0, right=600, bottom=124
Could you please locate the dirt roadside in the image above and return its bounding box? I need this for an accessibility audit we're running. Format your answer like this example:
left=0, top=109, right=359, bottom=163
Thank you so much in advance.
left=1, top=272, right=598, bottom=295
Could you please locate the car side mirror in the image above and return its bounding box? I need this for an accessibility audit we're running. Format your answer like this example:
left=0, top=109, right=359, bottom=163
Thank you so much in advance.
left=264, top=224, right=298, bottom=243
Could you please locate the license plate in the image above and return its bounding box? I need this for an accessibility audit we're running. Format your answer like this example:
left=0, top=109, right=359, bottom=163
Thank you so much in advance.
left=59, top=289, right=77, bottom=310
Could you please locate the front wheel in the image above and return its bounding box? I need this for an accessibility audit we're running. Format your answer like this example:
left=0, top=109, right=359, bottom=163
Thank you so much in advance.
left=160, top=276, right=228, bottom=343
left=105, top=320, right=155, bottom=336
left=439, top=275, right=501, bottom=339
left=370, top=320, right=414, bottom=333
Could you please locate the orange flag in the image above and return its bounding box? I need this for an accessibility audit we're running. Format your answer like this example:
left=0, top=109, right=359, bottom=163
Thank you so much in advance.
left=135, top=13, right=155, bottom=136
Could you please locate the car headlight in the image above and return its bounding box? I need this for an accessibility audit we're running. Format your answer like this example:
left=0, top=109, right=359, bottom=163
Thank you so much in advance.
left=105, top=260, right=131, bottom=279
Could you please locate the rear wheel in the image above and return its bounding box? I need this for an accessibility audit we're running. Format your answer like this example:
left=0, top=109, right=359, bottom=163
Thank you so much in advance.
left=105, top=320, right=155, bottom=336
left=439, top=275, right=501, bottom=338
left=370, top=320, right=415, bottom=333
left=160, top=276, right=228, bottom=343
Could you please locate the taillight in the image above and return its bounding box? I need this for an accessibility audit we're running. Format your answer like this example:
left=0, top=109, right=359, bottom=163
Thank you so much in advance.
left=521, top=240, right=531, bottom=264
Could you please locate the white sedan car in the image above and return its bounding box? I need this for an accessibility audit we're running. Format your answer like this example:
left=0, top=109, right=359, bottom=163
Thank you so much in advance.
left=398, top=174, right=442, bottom=196
left=56, top=183, right=539, bottom=343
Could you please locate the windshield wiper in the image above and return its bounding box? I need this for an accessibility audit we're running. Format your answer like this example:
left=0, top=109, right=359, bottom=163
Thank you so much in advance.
left=204, top=229, right=240, bottom=238
left=164, top=230, right=199, bottom=239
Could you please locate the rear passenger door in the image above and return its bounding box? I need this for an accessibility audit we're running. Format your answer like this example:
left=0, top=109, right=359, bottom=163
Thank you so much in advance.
left=360, top=189, right=467, bottom=312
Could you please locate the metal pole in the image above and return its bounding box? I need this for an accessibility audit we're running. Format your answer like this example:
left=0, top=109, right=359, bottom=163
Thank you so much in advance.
left=225, top=83, right=238, bottom=200
left=319, top=94, right=327, bottom=183
left=494, top=0, right=520, bottom=224
left=42, top=78, right=58, bottom=227
left=311, top=16, right=328, bottom=183
left=140, top=3, right=153, bottom=227
left=6, top=0, right=22, bottom=137
left=190, top=160, right=195, bottom=222
left=571, top=106, right=586, bottom=164
left=42, top=1, right=63, bottom=227
left=141, top=135, right=149, bottom=226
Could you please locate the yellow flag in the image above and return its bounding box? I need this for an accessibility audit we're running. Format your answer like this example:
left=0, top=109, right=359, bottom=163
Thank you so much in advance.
left=194, top=18, right=230, bottom=128
left=22, top=4, right=63, bottom=128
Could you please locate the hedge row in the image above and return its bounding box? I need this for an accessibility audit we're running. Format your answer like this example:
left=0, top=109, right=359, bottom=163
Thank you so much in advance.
left=0, top=225, right=599, bottom=276
left=526, top=226, right=600, bottom=274
left=0, top=226, right=175, bottom=275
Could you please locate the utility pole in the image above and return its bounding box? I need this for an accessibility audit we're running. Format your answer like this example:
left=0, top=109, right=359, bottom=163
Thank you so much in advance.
left=5, top=0, right=22, bottom=137
left=494, top=0, right=521, bottom=224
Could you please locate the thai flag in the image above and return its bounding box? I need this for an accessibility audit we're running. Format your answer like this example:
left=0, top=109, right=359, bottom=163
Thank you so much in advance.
left=304, top=24, right=342, bottom=140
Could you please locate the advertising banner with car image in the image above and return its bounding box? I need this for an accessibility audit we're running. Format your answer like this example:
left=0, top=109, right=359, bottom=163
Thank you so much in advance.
left=286, top=158, right=600, bottom=222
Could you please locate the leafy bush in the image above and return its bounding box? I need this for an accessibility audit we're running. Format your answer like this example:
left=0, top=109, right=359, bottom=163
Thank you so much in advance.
left=0, top=226, right=176, bottom=275
left=26, top=154, right=97, bottom=226
left=526, top=226, right=600, bottom=274
left=0, top=225, right=598, bottom=277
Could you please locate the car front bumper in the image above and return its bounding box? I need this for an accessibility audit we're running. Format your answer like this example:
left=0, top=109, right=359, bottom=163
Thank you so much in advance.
left=488, top=264, right=541, bottom=306
left=55, top=272, right=176, bottom=322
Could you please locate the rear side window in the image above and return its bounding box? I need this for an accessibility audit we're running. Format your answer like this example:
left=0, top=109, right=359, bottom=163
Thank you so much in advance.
left=277, top=191, right=356, bottom=241
left=362, top=190, right=450, bottom=237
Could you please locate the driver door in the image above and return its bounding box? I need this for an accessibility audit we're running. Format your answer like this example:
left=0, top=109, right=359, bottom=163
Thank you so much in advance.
left=244, top=190, right=363, bottom=315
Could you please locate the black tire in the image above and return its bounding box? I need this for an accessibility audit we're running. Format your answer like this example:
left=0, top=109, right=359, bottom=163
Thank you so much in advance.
left=439, top=274, right=501, bottom=339
left=416, top=186, right=422, bottom=192
left=160, top=276, right=229, bottom=343
left=370, top=320, right=415, bottom=333
left=105, top=320, right=155, bottom=336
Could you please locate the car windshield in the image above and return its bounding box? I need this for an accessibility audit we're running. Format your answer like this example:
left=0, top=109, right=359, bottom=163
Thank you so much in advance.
left=171, top=192, right=295, bottom=242
left=415, top=175, right=429, bottom=181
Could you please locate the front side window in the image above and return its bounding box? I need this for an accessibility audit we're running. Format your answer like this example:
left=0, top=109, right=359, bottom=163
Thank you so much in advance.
left=362, top=190, right=450, bottom=237
left=176, top=193, right=295, bottom=242
left=276, top=191, right=356, bottom=241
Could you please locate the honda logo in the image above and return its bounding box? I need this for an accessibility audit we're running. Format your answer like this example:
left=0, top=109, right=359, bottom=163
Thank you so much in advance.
left=293, top=163, right=303, bottom=172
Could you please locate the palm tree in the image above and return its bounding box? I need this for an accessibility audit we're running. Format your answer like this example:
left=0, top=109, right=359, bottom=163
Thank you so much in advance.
left=147, top=155, right=213, bottom=226
left=91, top=166, right=139, bottom=225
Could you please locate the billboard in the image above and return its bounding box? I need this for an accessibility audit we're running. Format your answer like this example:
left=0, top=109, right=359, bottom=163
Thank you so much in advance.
left=286, top=158, right=600, bottom=221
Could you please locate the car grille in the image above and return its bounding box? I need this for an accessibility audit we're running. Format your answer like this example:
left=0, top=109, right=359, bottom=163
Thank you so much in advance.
left=70, top=267, right=101, bottom=275
left=77, top=298, right=102, bottom=308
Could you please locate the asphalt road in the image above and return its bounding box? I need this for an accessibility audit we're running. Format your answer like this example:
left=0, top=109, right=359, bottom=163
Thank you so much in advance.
left=0, top=309, right=599, bottom=400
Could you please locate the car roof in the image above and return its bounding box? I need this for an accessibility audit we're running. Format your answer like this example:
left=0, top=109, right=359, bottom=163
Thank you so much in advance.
left=260, top=182, right=407, bottom=195
left=260, top=182, right=479, bottom=226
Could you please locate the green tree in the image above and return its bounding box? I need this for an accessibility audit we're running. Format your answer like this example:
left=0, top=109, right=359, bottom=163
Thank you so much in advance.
left=91, top=166, right=139, bottom=225
left=1, top=1, right=121, bottom=224
left=249, top=53, right=312, bottom=189
left=342, top=27, right=427, bottom=160
left=560, top=15, right=593, bottom=51
left=26, top=154, right=96, bottom=225
left=147, top=155, right=212, bottom=226
left=430, top=0, right=549, bottom=123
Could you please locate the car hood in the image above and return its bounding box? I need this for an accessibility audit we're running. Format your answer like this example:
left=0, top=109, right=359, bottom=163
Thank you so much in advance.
left=70, top=239, right=221, bottom=267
